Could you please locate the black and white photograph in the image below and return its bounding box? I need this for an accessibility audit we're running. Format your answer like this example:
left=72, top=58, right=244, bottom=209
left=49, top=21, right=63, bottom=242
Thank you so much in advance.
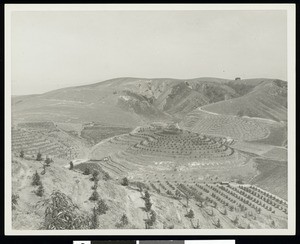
left=4, top=4, right=295, bottom=235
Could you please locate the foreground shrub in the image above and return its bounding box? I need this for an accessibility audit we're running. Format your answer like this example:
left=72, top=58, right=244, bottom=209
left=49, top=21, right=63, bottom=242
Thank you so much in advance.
left=43, top=190, right=91, bottom=229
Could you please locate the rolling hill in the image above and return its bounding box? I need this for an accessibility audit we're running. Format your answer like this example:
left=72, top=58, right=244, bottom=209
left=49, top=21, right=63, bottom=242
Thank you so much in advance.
left=12, top=77, right=287, bottom=126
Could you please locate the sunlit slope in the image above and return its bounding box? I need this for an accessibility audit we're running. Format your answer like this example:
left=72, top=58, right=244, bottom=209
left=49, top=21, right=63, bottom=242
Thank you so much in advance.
left=201, top=80, right=287, bottom=122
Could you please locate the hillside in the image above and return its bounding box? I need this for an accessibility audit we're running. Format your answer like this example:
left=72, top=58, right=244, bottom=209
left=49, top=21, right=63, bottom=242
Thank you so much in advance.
left=202, top=79, right=287, bottom=122
left=12, top=77, right=286, bottom=126
left=10, top=76, right=289, bottom=230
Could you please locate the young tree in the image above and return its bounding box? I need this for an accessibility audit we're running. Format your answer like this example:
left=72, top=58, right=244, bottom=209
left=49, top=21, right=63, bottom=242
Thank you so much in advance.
left=20, top=150, right=24, bottom=158
left=215, top=218, right=221, bottom=228
left=96, top=199, right=109, bottom=215
left=121, top=177, right=129, bottom=186
left=232, top=216, right=239, bottom=225
left=185, top=209, right=194, bottom=219
left=89, top=189, right=99, bottom=202
left=144, top=199, right=152, bottom=212
left=144, top=190, right=150, bottom=200
left=91, top=178, right=98, bottom=190
left=45, top=157, right=51, bottom=166
left=32, top=171, right=41, bottom=186
left=36, top=152, right=42, bottom=161
left=83, top=168, right=91, bottom=175
left=91, top=170, right=99, bottom=181
left=36, top=184, right=44, bottom=197
left=120, top=213, right=129, bottom=226
left=69, top=161, right=74, bottom=170
left=90, top=207, right=98, bottom=229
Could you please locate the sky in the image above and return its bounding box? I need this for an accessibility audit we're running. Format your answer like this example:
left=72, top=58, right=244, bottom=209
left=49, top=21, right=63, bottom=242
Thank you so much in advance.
left=11, top=10, right=287, bottom=95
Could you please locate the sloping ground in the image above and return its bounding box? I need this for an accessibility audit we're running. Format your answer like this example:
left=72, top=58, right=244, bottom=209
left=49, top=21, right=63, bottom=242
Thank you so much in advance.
left=180, top=109, right=269, bottom=141
left=12, top=77, right=281, bottom=126
left=12, top=156, right=287, bottom=230
left=251, top=158, right=287, bottom=200
left=201, top=80, right=287, bottom=122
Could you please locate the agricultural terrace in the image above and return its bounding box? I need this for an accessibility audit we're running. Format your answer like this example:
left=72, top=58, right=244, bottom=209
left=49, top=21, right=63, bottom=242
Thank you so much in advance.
left=181, top=109, right=269, bottom=141
left=145, top=180, right=287, bottom=228
left=88, top=125, right=252, bottom=181
left=12, top=122, right=81, bottom=160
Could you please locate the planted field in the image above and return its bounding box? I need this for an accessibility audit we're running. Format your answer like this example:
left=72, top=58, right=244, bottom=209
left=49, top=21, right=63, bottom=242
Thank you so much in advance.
left=145, top=180, right=287, bottom=228
left=81, top=123, right=133, bottom=145
left=11, top=126, right=80, bottom=160
left=181, top=109, right=269, bottom=141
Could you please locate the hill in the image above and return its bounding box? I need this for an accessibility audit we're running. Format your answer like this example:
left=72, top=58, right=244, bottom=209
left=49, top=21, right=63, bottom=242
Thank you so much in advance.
left=201, top=79, right=287, bottom=122
left=12, top=77, right=286, bottom=126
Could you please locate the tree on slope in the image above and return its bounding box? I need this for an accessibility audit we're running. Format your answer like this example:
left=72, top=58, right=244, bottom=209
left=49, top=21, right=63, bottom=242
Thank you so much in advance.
left=36, top=152, right=42, bottom=161
left=32, top=171, right=41, bottom=186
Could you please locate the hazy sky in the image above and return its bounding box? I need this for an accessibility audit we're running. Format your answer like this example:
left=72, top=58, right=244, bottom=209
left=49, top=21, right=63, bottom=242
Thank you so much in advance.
left=11, top=10, right=287, bottom=95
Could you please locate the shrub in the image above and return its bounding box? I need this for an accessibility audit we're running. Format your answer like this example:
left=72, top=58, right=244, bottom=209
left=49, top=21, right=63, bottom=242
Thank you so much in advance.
left=36, top=184, right=44, bottom=197
left=120, top=213, right=129, bottom=226
left=36, top=152, right=42, bottom=161
left=91, top=207, right=98, bottom=229
left=185, top=209, right=194, bottom=219
left=20, top=150, right=24, bottom=158
left=45, top=157, right=51, bottom=166
left=43, top=190, right=91, bottom=230
left=121, top=177, right=129, bottom=186
left=83, top=168, right=91, bottom=175
left=96, top=199, right=109, bottom=215
left=69, top=161, right=74, bottom=170
left=89, top=189, right=99, bottom=201
left=144, top=199, right=152, bottom=212
left=144, top=190, right=150, bottom=200
left=32, top=171, right=41, bottom=186
left=91, top=170, right=99, bottom=181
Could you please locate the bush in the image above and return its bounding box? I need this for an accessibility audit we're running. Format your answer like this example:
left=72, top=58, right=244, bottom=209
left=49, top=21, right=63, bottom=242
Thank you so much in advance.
left=91, top=170, right=99, bottom=181
left=89, top=189, right=99, bottom=201
left=43, top=190, right=91, bottom=229
left=144, top=190, right=150, bottom=200
left=121, top=177, right=129, bottom=186
left=36, top=152, right=42, bottom=161
left=120, top=213, right=129, bottom=226
left=91, top=207, right=98, bottom=229
left=96, top=199, right=109, bottom=215
left=83, top=168, right=91, bottom=175
left=144, top=199, right=152, bottom=212
left=36, top=184, right=44, bottom=197
left=69, top=161, right=74, bottom=170
left=45, top=157, right=51, bottom=166
left=20, top=150, right=24, bottom=158
left=185, top=209, right=194, bottom=219
left=32, top=171, right=41, bottom=186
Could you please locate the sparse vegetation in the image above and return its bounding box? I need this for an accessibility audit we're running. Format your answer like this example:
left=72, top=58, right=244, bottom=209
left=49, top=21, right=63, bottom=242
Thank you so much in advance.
left=32, top=171, right=41, bottom=186
left=43, top=191, right=91, bottom=229
left=36, top=152, right=42, bottom=161
left=36, top=184, right=45, bottom=197
left=121, top=177, right=129, bottom=186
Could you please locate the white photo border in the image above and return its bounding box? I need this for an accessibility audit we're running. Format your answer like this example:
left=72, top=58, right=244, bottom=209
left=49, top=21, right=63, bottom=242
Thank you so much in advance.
left=4, top=3, right=296, bottom=236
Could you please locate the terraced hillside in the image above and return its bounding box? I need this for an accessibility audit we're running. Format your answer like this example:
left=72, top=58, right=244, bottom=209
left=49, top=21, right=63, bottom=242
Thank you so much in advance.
left=88, top=125, right=256, bottom=183
left=12, top=122, right=87, bottom=160
left=181, top=109, right=269, bottom=141
left=202, top=79, right=287, bottom=122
